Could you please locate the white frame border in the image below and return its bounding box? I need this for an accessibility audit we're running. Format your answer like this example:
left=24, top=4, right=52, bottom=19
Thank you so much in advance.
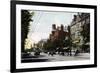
left=16, top=4, right=94, bottom=69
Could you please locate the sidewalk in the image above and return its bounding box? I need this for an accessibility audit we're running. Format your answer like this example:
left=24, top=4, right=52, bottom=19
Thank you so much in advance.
left=75, top=53, right=90, bottom=59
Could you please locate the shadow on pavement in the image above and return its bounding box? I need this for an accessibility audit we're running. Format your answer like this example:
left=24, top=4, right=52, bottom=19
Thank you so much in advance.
left=21, top=58, right=49, bottom=63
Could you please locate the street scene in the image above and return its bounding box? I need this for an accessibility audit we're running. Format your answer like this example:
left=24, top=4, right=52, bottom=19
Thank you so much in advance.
left=21, top=10, right=90, bottom=63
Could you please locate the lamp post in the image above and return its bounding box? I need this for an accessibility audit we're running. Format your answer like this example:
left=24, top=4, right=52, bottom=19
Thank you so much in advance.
left=68, top=26, right=72, bottom=56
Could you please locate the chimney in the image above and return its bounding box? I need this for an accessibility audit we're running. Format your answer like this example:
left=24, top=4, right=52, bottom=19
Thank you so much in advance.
left=52, top=24, right=56, bottom=31
left=61, top=24, right=64, bottom=31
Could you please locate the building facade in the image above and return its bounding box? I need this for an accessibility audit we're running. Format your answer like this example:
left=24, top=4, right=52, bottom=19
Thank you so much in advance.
left=49, top=24, right=69, bottom=43
left=70, top=13, right=90, bottom=52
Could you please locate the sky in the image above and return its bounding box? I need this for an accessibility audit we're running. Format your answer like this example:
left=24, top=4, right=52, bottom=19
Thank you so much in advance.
left=27, top=10, right=77, bottom=44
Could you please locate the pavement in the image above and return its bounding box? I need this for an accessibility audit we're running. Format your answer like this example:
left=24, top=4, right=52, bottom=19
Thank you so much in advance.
left=21, top=52, right=90, bottom=63
left=39, top=52, right=90, bottom=61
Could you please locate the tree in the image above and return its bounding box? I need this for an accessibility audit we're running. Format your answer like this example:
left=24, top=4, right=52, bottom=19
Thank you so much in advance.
left=80, top=18, right=90, bottom=52
left=81, top=25, right=90, bottom=43
left=21, top=10, right=34, bottom=52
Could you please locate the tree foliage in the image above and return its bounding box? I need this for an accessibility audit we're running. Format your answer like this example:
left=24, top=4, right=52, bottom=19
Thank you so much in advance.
left=80, top=23, right=90, bottom=43
left=21, top=10, right=34, bottom=52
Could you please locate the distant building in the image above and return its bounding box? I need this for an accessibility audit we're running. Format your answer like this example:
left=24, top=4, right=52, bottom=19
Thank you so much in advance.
left=49, top=24, right=69, bottom=43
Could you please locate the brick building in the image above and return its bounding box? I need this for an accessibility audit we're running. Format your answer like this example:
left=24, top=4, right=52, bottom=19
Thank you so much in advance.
left=49, top=24, right=69, bottom=43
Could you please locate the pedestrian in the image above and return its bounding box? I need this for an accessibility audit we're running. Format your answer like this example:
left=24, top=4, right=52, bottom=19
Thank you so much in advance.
left=74, top=49, right=79, bottom=56
left=51, top=52, right=53, bottom=56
